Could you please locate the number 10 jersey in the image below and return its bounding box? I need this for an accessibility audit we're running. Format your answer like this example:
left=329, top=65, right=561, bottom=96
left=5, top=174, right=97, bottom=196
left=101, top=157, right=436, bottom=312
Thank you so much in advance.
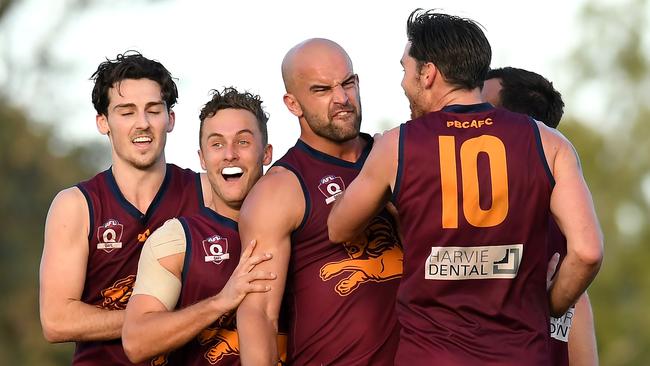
left=392, top=103, right=554, bottom=365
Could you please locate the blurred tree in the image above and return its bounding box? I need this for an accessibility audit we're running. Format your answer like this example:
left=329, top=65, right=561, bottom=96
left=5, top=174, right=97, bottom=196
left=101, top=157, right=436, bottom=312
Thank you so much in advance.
left=561, top=0, right=650, bottom=364
left=0, top=99, right=102, bottom=364
left=0, top=0, right=165, bottom=364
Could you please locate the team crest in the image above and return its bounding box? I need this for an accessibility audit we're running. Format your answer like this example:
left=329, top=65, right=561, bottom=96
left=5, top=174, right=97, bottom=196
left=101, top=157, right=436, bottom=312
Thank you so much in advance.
left=318, top=175, right=345, bottom=205
left=96, top=219, right=124, bottom=253
left=202, top=234, right=230, bottom=264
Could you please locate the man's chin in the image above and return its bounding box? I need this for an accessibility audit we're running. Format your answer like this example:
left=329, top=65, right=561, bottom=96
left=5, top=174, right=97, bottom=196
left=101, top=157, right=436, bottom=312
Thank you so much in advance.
left=131, top=158, right=159, bottom=171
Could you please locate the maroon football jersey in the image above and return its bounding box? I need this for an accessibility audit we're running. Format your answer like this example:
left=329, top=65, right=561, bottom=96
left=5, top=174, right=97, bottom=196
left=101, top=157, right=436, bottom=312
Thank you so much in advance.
left=393, top=104, right=554, bottom=365
left=275, top=134, right=402, bottom=365
left=162, top=210, right=241, bottom=366
left=73, top=164, right=202, bottom=365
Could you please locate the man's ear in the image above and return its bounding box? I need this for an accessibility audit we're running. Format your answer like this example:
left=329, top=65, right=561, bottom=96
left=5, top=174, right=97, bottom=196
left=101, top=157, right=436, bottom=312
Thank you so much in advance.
left=167, top=110, right=176, bottom=132
left=283, top=93, right=303, bottom=117
left=262, top=144, right=273, bottom=166
left=420, top=62, right=438, bottom=89
left=198, top=148, right=207, bottom=171
left=96, top=114, right=110, bottom=135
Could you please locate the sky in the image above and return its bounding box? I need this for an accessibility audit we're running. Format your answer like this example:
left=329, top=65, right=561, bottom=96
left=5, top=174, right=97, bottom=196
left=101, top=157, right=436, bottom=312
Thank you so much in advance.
left=2, top=0, right=586, bottom=171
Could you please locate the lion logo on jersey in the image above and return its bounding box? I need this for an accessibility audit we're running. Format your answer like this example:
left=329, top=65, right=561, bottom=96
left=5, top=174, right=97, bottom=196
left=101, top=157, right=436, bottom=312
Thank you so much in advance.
left=320, top=212, right=403, bottom=296
left=98, top=274, right=135, bottom=310
left=197, top=313, right=238, bottom=364
left=150, top=354, right=167, bottom=366
left=197, top=313, right=287, bottom=365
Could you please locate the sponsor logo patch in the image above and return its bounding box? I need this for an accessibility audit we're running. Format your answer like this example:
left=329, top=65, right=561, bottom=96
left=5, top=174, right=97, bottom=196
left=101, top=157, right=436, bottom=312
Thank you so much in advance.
left=96, top=219, right=124, bottom=252
left=318, top=175, right=345, bottom=205
left=424, top=244, right=523, bottom=280
left=550, top=305, right=575, bottom=342
left=202, top=234, right=230, bottom=264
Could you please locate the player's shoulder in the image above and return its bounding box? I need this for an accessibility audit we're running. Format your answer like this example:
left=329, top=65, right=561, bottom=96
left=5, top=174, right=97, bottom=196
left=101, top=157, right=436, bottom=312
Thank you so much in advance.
left=145, top=218, right=186, bottom=258
left=378, top=126, right=400, bottom=146
left=50, top=186, right=87, bottom=212
left=240, top=165, right=305, bottom=227
left=536, top=120, right=573, bottom=151
left=368, top=127, right=400, bottom=161
left=45, top=186, right=90, bottom=236
left=254, top=165, right=303, bottom=195
left=152, top=218, right=184, bottom=238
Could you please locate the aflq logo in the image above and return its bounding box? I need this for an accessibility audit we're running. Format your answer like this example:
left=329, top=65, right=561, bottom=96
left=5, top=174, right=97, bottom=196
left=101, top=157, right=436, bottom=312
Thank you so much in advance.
left=202, top=235, right=230, bottom=264
left=318, top=175, right=345, bottom=205
left=97, top=219, right=124, bottom=252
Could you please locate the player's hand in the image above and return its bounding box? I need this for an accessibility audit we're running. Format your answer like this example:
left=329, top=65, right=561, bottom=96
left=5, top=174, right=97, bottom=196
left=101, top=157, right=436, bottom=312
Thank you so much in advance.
left=372, top=130, right=389, bottom=142
left=215, top=240, right=276, bottom=312
left=546, top=252, right=560, bottom=290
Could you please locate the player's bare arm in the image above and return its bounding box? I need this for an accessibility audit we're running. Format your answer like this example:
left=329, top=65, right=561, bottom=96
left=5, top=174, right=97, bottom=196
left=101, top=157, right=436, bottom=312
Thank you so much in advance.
left=122, top=219, right=274, bottom=363
left=539, top=123, right=604, bottom=316
left=237, top=167, right=303, bottom=366
left=568, top=293, right=599, bottom=366
left=39, top=187, right=125, bottom=342
left=328, top=128, right=399, bottom=243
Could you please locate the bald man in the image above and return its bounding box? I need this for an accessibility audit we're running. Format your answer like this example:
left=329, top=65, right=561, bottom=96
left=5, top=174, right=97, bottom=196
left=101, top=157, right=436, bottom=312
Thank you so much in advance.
left=236, top=38, right=402, bottom=365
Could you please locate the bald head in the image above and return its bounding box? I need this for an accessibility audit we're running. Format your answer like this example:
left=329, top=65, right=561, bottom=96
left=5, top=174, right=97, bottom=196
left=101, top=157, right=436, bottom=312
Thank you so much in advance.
left=281, top=38, right=354, bottom=93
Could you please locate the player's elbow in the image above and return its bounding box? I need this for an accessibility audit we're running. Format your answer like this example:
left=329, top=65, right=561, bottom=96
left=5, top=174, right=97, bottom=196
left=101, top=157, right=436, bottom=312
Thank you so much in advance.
left=40, top=313, right=73, bottom=343
left=122, top=331, right=148, bottom=363
left=328, top=226, right=346, bottom=244
left=576, top=237, right=604, bottom=271
left=327, top=215, right=352, bottom=243
left=237, top=301, right=279, bottom=332
left=41, top=321, right=67, bottom=343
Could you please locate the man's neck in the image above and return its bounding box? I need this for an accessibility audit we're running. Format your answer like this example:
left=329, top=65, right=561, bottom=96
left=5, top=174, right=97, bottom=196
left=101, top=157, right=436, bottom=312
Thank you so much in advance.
left=111, top=158, right=167, bottom=213
left=299, top=132, right=366, bottom=163
left=430, top=87, right=484, bottom=113
left=208, top=194, right=240, bottom=222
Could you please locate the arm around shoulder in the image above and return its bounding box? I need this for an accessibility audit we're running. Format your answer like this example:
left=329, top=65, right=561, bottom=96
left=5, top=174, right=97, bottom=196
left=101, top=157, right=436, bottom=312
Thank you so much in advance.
left=328, top=128, right=399, bottom=243
left=542, top=126, right=604, bottom=315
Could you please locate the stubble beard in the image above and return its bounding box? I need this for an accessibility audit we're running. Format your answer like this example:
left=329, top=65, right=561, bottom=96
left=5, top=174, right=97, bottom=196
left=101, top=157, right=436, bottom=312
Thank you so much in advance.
left=304, top=106, right=362, bottom=143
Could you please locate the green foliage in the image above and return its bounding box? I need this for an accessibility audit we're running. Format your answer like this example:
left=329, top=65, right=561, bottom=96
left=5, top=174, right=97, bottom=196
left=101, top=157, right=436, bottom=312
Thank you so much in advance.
left=0, top=99, right=103, bottom=365
left=564, top=0, right=650, bottom=364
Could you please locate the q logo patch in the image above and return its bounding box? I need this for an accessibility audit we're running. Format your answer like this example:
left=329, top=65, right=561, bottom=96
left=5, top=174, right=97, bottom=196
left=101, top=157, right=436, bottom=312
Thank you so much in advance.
left=96, top=219, right=124, bottom=253
left=202, top=234, right=230, bottom=264
left=318, top=175, right=345, bottom=205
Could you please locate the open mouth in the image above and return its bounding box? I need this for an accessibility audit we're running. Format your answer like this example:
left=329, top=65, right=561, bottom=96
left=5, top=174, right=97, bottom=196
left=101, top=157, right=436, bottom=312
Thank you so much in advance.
left=132, top=136, right=152, bottom=145
left=221, top=166, right=244, bottom=181
left=332, top=110, right=353, bottom=119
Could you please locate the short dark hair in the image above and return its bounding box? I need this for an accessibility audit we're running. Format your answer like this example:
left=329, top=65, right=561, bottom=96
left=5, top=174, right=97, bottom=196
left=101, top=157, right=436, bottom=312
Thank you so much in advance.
left=90, top=50, right=178, bottom=116
left=199, top=87, right=269, bottom=146
left=407, top=9, right=491, bottom=90
left=486, top=67, right=564, bottom=128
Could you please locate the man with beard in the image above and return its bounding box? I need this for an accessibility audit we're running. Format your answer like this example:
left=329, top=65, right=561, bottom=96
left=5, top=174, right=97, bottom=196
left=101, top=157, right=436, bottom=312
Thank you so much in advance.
left=483, top=66, right=598, bottom=366
left=328, top=9, right=603, bottom=366
left=236, top=38, right=402, bottom=365
left=122, top=87, right=282, bottom=365
left=39, top=51, right=207, bottom=365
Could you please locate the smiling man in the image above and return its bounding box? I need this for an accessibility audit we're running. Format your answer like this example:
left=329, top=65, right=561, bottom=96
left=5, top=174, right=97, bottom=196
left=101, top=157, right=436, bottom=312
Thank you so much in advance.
left=121, top=87, right=286, bottom=365
left=39, top=51, right=208, bottom=365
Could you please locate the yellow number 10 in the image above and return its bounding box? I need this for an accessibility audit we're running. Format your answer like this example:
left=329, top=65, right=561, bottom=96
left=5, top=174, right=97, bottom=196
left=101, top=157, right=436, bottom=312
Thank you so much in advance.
left=439, top=135, right=509, bottom=229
